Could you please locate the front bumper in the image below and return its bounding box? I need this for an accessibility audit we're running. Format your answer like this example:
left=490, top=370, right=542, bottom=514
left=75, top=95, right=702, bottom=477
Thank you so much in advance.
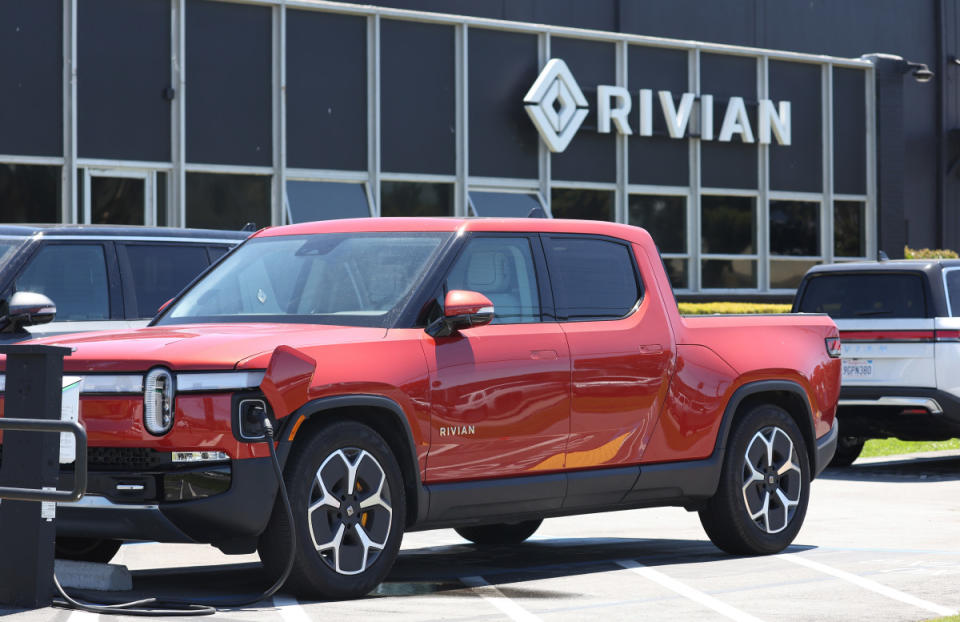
left=837, top=386, right=960, bottom=440
left=56, top=457, right=278, bottom=548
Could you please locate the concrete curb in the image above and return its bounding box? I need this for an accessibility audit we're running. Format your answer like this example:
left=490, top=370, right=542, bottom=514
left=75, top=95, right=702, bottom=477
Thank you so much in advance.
left=54, top=559, right=132, bottom=592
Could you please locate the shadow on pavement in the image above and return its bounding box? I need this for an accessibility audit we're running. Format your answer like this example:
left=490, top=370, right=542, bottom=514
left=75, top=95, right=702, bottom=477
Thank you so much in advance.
left=819, top=453, right=960, bottom=483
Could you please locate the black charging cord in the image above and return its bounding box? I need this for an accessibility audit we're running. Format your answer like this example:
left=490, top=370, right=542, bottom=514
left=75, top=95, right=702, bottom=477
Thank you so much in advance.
left=52, top=411, right=297, bottom=616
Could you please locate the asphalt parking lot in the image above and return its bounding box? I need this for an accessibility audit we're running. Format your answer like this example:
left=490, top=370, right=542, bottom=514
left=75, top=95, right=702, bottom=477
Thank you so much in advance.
left=3, top=450, right=959, bottom=622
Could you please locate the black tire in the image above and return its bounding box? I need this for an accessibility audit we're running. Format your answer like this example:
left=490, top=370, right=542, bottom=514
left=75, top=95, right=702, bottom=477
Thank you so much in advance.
left=258, top=421, right=406, bottom=600
left=455, top=519, right=543, bottom=545
left=699, top=404, right=810, bottom=555
left=829, top=435, right=865, bottom=467
left=55, top=537, right=122, bottom=564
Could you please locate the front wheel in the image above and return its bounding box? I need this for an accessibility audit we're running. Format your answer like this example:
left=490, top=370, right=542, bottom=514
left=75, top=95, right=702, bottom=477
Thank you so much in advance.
left=699, top=404, right=810, bottom=555
left=258, top=421, right=406, bottom=600
left=455, top=519, right=542, bottom=545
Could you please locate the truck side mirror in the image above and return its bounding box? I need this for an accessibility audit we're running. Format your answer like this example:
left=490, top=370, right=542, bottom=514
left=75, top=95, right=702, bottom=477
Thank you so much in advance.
left=425, top=290, right=495, bottom=338
left=1, top=291, right=57, bottom=333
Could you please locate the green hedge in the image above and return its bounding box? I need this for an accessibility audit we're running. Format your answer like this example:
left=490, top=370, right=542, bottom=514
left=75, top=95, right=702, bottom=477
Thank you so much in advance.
left=904, top=246, right=959, bottom=259
left=678, top=302, right=792, bottom=315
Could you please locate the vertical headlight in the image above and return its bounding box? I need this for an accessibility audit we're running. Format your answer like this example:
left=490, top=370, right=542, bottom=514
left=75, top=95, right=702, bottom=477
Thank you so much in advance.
left=144, top=368, right=175, bottom=435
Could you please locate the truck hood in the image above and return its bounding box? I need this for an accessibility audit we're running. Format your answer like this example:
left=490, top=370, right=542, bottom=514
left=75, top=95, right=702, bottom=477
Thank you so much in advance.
left=19, top=323, right=388, bottom=373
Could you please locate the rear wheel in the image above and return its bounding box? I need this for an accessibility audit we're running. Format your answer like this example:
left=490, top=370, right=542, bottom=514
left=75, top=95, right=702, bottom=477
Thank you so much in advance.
left=699, top=404, right=810, bottom=555
left=829, top=434, right=865, bottom=467
left=258, top=421, right=406, bottom=600
left=55, top=537, right=122, bottom=564
left=455, top=519, right=542, bottom=545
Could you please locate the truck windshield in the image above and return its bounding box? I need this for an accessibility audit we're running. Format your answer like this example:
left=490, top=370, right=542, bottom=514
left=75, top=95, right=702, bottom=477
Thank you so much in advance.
left=0, top=237, right=26, bottom=269
left=158, top=232, right=450, bottom=327
left=796, top=273, right=928, bottom=318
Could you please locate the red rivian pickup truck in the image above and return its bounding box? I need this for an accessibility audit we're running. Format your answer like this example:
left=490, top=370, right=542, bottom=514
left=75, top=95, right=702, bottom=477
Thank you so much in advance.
left=0, top=218, right=841, bottom=599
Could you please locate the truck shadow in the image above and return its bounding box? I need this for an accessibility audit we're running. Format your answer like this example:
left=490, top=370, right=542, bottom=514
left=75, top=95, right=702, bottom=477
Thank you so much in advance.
left=818, top=453, right=960, bottom=483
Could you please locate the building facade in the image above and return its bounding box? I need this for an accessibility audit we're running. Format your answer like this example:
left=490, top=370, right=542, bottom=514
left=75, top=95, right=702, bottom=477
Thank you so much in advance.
left=3, top=0, right=944, bottom=297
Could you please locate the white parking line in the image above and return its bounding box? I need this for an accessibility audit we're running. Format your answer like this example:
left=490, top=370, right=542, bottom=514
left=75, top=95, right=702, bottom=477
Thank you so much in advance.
left=777, top=554, right=958, bottom=616
left=616, top=560, right=766, bottom=622
left=460, top=575, right=542, bottom=622
left=66, top=610, right=99, bottom=622
left=272, top=594, right=311, bottom=622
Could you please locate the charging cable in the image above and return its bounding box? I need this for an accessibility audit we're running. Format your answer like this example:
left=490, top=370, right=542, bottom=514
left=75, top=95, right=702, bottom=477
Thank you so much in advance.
left=52, top=408, right=296, bottom=616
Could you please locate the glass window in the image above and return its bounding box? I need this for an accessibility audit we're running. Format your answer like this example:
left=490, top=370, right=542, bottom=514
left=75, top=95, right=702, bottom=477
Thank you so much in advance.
left=156, top=171, right=168, bottom=227
left=0, top=238, right=27, bottom=270
left=550, top=189, right=614, bottom=221
left=470, top=192, right=543, bottom=218
left=770, top=200, right=819, bottom=256
left=207, top=245, right=231, bottom=262
left=90, top=176, right=145, bottom=225
left=123, top=244, right=210, bottom=318
left=186, top=173, right=270, bottom=231
left=797, top=273, right=927, bottom=318
left=162, top=233, right=449, bottom=328
left=702, top=259, right=757, bottom=289
left=78, top=0, right=170, bottom=161
left=945, top=270, right=960, bottom=316
left=770, top=260, right=818, bottom=290
left=445, top=237, right=540, bottom=324
left=287, top=181, right=369, bottom=223
left=0, top=164, right=60, bottom=223
left=380, top=182, right=452, bottom=217
left=186, top=0, right=271, bottom=166
left=663, top=258, right=688, bottom=290
left=629, top=195, right=686, bottom=253
left=834, top=200, right=866, bottom=257
left=701, top=196, right=756, bottom=254
left=544, top=236, right=641, bottom=320
left=15, top=244, right=110, bottom=321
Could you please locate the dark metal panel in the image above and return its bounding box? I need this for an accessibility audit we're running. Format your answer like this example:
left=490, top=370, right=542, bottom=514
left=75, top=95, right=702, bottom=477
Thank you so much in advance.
left=550, top=37, right=616, bottom=183
left=769, top=61, right=821, bottom=192
left=833, top=67, right=867, bottom=196
left=0, top=0, right=62, bottom=157
left=185, top=0, right=272, bottom=166
left=286, top=10, right=366, bottom=171
left=78, top=0, right=171, bottom=162
left=627, top=45, right=688, bottom=187
left=468, top=28, right=539, bottom=179
left=700, top=53, right=757, bottom=190
left=381, top=19, right=455, bottom=175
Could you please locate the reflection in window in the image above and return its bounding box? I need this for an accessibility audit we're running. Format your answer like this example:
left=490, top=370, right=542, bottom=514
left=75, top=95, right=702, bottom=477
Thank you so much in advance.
left=770, top=260, right=818, bottom=290
left=834, top=200, right=866, bottom=257
left=286, top=181, right=370, bottom=223
left=16, top=244, right=109, bottom=321
left=550, top=189, right=613, bottom=221
left=770, top=200, right=819, bottom=256
left=470, top=192, right=544, bottom=218
left=445, top=237, right=540, bottom=324
left=186, top=173, right=270, bottom=231
left=702, top=259, right=757, bottom=289
left=629, top=195, right=686, bottom=253
left=380, top=182, right=452, bottom=217
left=0, top=164, right=60, bottom=223
left=90, top=176, right=145, bottom=225
left=663, top=258, right=688, bottom=290
left=701, top=196, right=756, bottom=254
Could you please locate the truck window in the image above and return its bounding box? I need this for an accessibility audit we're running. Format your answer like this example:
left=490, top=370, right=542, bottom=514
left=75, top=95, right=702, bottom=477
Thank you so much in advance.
left=797, top=273, right=927, bottom=318
left=15, top=244, right=110, bottom=321
left=445, top=237, right=541, bottom=324
left=544, top=236, right=641, bottom=321
left=945, top=269, right=960, bottom=316
left=123, top=244, right=209, bottom=318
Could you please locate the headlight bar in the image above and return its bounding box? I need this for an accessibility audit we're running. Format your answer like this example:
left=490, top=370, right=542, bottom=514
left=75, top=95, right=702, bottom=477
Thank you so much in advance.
left=0, top=370, right=265, bottom=395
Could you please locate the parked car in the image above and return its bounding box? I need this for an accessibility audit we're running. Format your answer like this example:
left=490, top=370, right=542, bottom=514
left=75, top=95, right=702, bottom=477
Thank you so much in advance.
left=0, top=225, right=248, bottom=340
left=1, top=218, right=841, bottom=599
left=793, top=259, right=960, bottom=465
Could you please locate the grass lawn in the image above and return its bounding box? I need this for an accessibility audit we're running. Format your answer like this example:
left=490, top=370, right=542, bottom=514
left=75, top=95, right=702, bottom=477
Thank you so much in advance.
left=860, top=437, right=960, bottom=458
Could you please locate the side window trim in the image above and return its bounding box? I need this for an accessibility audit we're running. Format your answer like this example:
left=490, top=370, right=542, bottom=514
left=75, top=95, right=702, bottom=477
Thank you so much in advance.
left=540, top=233, right=645, bottom=323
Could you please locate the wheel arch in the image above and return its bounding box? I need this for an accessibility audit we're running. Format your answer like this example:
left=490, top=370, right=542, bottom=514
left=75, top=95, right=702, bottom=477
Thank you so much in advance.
left=279, top=394, right=423, bottom=527
left=714, top=381, right=818, bottom=479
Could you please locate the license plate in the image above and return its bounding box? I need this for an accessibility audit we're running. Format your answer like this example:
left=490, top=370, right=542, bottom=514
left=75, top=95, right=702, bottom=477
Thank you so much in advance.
left=842, top=359, right=874, bottom=379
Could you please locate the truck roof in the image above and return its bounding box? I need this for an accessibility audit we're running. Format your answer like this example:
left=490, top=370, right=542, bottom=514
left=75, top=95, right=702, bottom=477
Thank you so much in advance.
left=0, top=224, right=249, bottom=241
left=805, top=259, right=960, bottom=276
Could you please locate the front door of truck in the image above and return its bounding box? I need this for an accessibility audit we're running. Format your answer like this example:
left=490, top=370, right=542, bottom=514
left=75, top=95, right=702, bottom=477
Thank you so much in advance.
left=422, top=234, right=571, bottom=481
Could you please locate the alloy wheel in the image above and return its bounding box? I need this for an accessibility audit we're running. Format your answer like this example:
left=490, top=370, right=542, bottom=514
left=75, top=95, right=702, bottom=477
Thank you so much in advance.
left=741, top=425, right=802, bottom=534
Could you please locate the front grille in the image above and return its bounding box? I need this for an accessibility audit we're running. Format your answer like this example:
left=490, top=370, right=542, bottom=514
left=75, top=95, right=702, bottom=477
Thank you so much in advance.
left=86, top=447, right=172, bottom=470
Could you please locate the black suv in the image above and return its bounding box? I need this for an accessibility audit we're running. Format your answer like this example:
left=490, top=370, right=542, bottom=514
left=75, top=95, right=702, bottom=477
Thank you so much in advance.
left=0, top=225, right=247, bottom=340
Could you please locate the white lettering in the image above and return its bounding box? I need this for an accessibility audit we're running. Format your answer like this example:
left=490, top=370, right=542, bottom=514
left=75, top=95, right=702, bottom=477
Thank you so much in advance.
left=700, top=94, right=714, bottom=141
left=597, top=85, right=633, bottom=135
left=638, top=89, right=654, bottom=137
left=759, top=99, right=791, bottom=145
left=659, top=91, right=696, bottom=139
left=718, top=96, right=755, bottom=143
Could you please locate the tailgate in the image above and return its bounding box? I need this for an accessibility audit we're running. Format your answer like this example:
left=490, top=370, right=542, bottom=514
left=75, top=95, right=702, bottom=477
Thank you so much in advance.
left=836, top=319, right=935, bottom=387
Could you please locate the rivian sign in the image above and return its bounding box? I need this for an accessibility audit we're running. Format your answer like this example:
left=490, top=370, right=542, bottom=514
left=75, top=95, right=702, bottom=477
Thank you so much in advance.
left=524, top=58, right=792, bottom=153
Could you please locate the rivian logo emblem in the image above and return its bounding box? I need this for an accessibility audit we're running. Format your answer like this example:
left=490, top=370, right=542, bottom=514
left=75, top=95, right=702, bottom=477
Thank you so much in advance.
left=523, top=58, right=589, bottom=153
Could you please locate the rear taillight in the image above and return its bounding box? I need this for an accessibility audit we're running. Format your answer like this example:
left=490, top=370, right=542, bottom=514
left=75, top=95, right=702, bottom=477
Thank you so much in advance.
left=935, top=330, right=960, bottom=342
left=825, top=337, right=842, bottom=358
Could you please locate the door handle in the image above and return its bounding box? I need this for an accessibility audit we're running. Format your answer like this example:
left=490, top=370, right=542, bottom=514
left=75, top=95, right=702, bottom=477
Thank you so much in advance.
left=530, top=349, right=558, bottom=360
left=638, top=344, right=663, bottom=354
